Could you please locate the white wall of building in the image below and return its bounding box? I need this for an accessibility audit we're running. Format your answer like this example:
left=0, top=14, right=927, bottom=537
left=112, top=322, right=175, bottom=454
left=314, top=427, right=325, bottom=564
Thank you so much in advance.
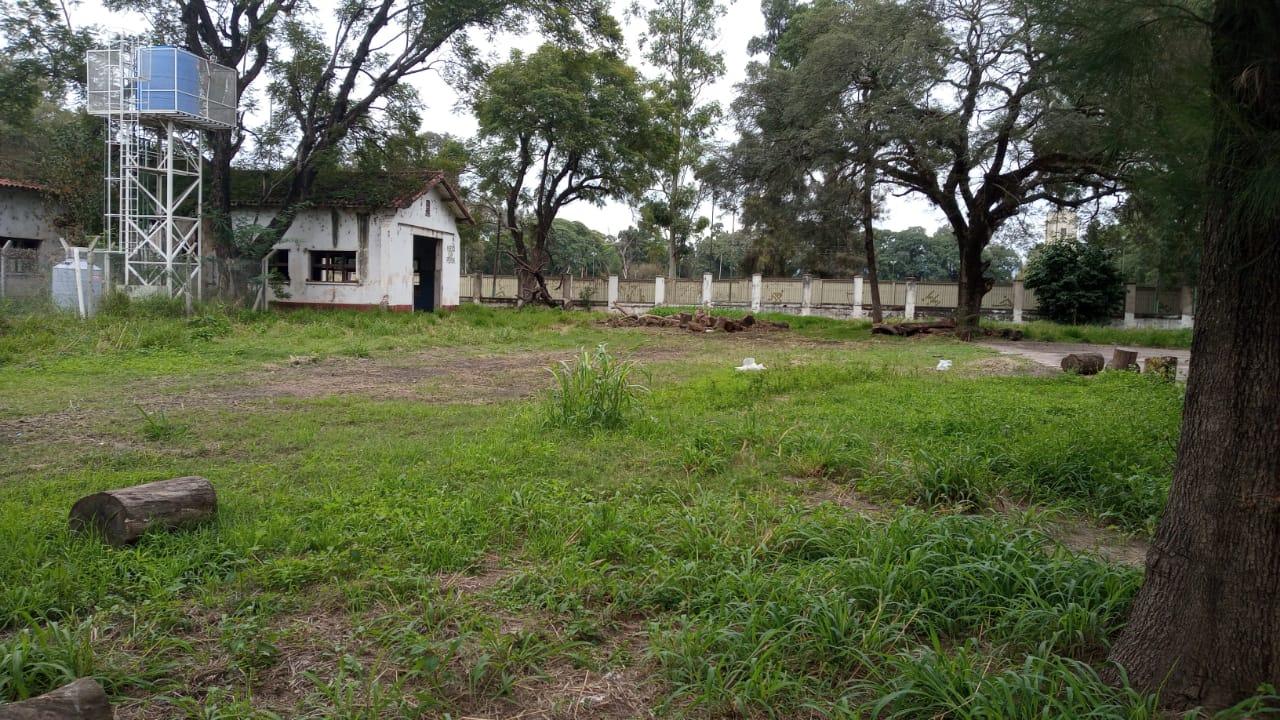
left=233, top=185, right=463, bottom=310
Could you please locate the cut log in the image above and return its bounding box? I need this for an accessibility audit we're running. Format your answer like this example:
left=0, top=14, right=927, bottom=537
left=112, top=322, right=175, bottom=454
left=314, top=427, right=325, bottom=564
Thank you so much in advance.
left=1061, top=353, right=1106, bottom=375
left=1144, top=355, right=1179, bottom=381
left=1109, top=348, right=1140, bottom=371
left=0, top=678, right=112, bottom=719
left=69, top=476, right=216, bottom=546
left=872, top=320, right=956, bottom=337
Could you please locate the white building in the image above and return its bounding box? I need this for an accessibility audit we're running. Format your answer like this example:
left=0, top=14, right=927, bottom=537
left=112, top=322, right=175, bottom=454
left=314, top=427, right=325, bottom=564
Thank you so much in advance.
left=1044, top=208, right=1079, bottom=244
left=232, top=170, right=473, bottom=312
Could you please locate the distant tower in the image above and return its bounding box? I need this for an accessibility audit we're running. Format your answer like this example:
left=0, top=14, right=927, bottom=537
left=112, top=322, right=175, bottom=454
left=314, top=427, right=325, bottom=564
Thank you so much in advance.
left=1044, top=208, right=1079, bottom=245
left=86, top=43, right=236, bottom=300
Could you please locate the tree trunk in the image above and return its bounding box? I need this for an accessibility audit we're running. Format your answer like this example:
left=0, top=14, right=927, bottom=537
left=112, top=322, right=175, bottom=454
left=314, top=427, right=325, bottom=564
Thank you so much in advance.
left=69, top=476, right=217, bottom=546
left=861, top=166, right=884, bottom=323
left=511, top=244, right=557, bottom=308
left=1108, top=349, right=1139, bottom=371
left=1104, top=2, right=1280, bottom=710
left=206, top=133, right=236, bottom=256
left=667, top=225, right=678, bottom=279
left=954, top=229, right=993, bottom=337
left=0, top=679, right=112, bottom=719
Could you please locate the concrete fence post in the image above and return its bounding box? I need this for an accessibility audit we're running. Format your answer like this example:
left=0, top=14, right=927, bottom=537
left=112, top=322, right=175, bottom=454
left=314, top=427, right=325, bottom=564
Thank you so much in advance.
left=904, top=277, right=917, bottom=321
left=851, top=276, right=864, bottom=319
left=654, top=276, right=665, bottom=307
left=1180, top=286, right=1194, bottom=328
left=751, top=273, right=762, bottom=312
left=801, top=274, right=813, bottom=317
left=1012, top=279, right=1025, bottom=324
left=472, top=273, right=483, bottom=304
left=1124, top=283, right=1137, bottom=327
left=607, top=275, right=619, bottom=311
left=0, top=239, right=10, bottom=300
left=561, top=274, right=574, bottom=307
left=702, top=272, right=713, bottom=307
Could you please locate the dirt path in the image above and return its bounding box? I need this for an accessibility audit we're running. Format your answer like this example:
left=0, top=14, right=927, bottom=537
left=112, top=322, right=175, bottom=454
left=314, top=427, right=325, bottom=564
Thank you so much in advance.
left=978, top=340, right=1191, bottom=380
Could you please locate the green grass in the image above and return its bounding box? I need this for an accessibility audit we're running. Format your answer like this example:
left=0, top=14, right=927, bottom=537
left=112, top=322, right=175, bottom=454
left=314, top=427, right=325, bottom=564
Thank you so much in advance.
left=989, top=320, right=1193, bottom=348
left=0, top=304, right=1237, bottom=716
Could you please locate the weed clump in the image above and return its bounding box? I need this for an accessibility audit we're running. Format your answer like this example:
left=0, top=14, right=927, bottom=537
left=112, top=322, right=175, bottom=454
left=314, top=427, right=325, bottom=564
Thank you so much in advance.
left=544, top=344, right=648, bottom=431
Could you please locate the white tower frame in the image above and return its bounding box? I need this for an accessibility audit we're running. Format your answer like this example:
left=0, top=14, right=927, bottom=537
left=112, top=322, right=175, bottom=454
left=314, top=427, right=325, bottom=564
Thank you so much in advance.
left=88, top=42, right=235, bottom=300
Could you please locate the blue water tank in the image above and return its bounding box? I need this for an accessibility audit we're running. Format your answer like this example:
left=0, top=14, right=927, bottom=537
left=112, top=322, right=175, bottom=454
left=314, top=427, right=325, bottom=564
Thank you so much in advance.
left=137, top=46, right=202, bottom=116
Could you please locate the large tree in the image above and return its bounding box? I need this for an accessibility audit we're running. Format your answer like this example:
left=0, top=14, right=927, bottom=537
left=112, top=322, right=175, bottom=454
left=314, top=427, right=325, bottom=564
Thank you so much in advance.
left=633, top=0, right=725, bottom=278
left=472, top=45, right=657, bottom=305
left=1103, top=0, right=1280, bottom=710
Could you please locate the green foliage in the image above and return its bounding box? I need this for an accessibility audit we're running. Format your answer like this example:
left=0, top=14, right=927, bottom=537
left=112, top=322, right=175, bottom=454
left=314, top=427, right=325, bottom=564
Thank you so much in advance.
left=135, top=405, right=190, bottom=442
left=544, top=344, right=648, bottom=430
left=1024, top=241, right=1127, bottom=324
left=989, top=320, right=1193, bottom=349
left=876, top=226, right=1022, bottom=282
left=0, top=305, right=1224, bottom=714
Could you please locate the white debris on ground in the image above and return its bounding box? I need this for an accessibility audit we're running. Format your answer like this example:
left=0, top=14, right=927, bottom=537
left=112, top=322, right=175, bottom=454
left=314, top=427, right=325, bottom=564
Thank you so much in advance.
left=935, top=359, right=953, bottom=371
left=736, top=357, right=766, bottom=372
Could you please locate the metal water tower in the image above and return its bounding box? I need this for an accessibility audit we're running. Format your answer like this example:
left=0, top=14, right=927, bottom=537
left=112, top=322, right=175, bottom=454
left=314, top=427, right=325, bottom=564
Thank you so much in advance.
left=86, top=43, right=236, bottom=299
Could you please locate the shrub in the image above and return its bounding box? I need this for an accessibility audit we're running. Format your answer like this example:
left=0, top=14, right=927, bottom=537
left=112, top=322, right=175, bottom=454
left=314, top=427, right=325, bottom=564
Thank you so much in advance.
left=544, top=344, right=648, bottom=430
left=1024, top=241, right=1126, bottom=324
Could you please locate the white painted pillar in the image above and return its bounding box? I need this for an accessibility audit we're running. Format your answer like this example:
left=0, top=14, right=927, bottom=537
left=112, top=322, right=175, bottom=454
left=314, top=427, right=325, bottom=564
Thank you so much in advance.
left=607, top=275, right=619, bottom=311
left=750, top=273, right=762, bottom=312
left=801, top=274, right=813, bottom=317
left=905, top=277, right=917, bottom=321
left=1012, top=279, right=1025, bottom=324
left=851, top=276, right=864, bottom=319
left=1180, top=286, right=1194, bottom=328
left=561, top=274, right=574, bottom=307
left=1124, top=283, right=1137, bottom=327
left=654, top=276, right=665, bottom=307
left=701, top=272, right=713, bottom=307
left=472, top=273, right=483, bottom=304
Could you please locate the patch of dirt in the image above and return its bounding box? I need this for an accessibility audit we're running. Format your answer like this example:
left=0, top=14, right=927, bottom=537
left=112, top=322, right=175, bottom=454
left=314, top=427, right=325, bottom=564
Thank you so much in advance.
left=786, top=476, right=885, bottom=516
left=1050, top=521, right=1149, bottom=568
left=956, top=355, right=1058, bottom=378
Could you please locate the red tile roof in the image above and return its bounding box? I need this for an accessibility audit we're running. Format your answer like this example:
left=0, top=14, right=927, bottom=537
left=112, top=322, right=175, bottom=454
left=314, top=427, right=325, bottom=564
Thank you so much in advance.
left=0, top=178, right=49, bottom=192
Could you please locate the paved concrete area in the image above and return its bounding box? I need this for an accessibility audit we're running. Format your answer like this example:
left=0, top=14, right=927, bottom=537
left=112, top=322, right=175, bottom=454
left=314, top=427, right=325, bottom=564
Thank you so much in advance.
left=978, top=341, right=1191, bottom=380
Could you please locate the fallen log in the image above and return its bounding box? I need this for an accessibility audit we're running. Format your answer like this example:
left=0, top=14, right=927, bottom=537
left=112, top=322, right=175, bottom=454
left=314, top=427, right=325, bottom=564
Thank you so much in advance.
left=0, top=678, right=112, bottom=719
left=1144, top=355, right=1179, bottom=381
left=1109, top=349, right=1139, bottom=372
left=69, top=476, right=216, bottom=546
left=1061, top=353, right=1106, bottom=375
left=871, top=320, right=957, bottom=337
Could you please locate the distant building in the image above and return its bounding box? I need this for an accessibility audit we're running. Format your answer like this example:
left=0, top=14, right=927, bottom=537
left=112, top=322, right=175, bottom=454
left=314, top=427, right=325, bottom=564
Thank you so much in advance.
left=0, top=179, right=64, bottom=292
left=231, top=170, right=473, bottom=312
left=1045, top=208, right=1079, bottom=244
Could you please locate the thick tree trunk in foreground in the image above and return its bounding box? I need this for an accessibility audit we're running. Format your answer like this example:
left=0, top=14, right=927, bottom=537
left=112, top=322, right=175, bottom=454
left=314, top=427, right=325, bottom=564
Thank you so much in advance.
left=69, top=476, right=216, bottom=546
left=955, top=230, right=993, bottom=337
left=0, top=678, right=112, bottom=719
left=1105, top=1, right=1280, bottom=710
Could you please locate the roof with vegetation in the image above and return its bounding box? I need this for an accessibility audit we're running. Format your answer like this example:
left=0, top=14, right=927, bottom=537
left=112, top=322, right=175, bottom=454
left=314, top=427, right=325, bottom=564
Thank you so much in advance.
left=0, top=178, right=50, bottom=192
left=229, top=169, right=473, bottom=224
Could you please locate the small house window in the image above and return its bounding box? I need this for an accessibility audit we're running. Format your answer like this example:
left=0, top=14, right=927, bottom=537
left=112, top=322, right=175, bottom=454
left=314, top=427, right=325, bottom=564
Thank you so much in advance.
left=269, top=249, right=290, bottom=282
left=1, top=238, right=40, bottom=275
left=309, top=250, right=357, bottom=283
left=423, top=199, right=431, bottom=216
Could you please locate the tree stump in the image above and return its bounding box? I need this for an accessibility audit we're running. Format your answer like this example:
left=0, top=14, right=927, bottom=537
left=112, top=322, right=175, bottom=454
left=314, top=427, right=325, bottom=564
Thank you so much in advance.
left=1144, top=355, right=1179, bottom=381
left=69, top=476, right=216, bottom=546
left=1061, top=353, right=1105, bottom=375
left=1109, top=348, right=1140, bottom=371
left=0, top=678, right=112, bottom=719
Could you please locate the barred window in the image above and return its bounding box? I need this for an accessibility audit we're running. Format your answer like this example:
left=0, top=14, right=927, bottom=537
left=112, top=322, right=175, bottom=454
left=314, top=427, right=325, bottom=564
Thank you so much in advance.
left=309, top=250, right=356, bottom=283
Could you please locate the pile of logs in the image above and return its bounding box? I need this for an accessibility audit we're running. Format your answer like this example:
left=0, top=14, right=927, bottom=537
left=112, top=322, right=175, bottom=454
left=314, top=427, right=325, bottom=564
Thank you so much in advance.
left=605, top=309, right=789, bottom=334
left=1061, top=349, right=1180, bottom=379
left=871, top=319, right=957, bottom=337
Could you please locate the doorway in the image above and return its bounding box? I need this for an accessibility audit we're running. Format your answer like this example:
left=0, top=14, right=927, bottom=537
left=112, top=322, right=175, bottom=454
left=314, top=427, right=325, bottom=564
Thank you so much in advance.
left=412, top=236, right=439, bottom=311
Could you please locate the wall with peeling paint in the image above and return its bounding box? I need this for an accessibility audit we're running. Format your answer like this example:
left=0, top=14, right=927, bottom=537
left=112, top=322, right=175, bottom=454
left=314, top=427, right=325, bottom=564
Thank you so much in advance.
left=234, top=185, right=464, bottom=311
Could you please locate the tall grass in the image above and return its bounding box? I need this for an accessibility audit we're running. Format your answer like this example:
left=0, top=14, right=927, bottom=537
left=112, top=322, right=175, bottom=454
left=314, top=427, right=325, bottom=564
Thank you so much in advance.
left=987, top=320, right=1193, bottom=349
left=544, top=344, right=648, bottom=430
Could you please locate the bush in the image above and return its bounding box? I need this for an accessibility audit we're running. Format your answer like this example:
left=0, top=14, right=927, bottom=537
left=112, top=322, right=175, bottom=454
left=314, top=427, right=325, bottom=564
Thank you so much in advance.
left=544, top=344, right=648, bottom=430
left=1024, top=241, right=1126, bottom=324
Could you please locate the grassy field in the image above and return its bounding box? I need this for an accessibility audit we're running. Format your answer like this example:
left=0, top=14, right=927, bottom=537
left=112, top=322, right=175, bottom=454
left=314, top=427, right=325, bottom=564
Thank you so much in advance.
left=0, top=301, right=1257, bottom=718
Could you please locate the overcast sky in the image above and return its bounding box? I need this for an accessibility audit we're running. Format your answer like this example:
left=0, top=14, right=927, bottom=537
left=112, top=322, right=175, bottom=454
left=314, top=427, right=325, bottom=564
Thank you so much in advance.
left=73, top=0, right=947, bottom=235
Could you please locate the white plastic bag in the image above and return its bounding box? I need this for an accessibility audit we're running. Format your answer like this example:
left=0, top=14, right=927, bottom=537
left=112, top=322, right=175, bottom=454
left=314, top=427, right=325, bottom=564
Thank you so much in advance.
left=736, top=357, right=766, bottom=372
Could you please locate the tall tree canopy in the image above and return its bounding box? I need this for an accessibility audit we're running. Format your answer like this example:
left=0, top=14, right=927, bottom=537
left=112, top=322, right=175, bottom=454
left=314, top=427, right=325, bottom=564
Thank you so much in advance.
left=633, top=0, right=725, bottom=277
left=472, top=44, right=658, bottom=305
